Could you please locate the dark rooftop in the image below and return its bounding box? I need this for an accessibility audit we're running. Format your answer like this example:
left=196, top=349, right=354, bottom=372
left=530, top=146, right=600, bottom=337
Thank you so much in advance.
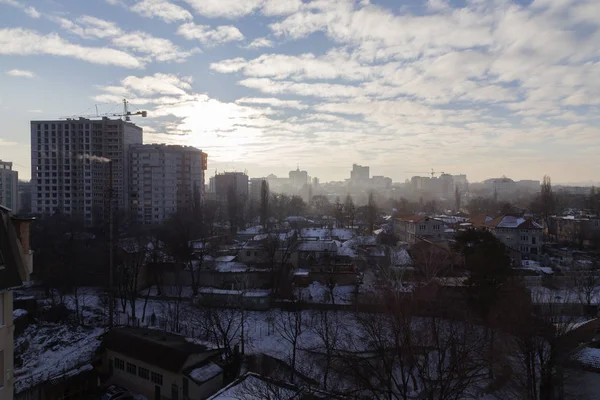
left=103, top=327, right=220, bottom=373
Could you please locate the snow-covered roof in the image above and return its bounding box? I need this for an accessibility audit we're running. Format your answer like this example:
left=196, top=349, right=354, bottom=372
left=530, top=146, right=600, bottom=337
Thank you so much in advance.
left=188, top=362, right=223, bottom=385
left=487, top=215, right=543, bottom=229
left=336, top=244, right=357, bottom=258
left=237, top=225, right=263, bottom=235
left=207, top=373, right=299, bottom=400
left=298, top=240, right=337, bottom=252
left=294, top=269, right=310, bottom=276
left=198, top=287, right=271, bottom=298
left=213, top=261, right=249, bottom=273
left=13, top=309, right=28, bottom=319
left=392, top=249, right=412, bottom=266
left=574, top=347, right=600, bottom=370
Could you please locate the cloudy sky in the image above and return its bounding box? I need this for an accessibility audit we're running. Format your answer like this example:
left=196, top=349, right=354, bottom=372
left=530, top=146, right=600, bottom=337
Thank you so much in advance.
left=0, top=0, right=599, bottom=184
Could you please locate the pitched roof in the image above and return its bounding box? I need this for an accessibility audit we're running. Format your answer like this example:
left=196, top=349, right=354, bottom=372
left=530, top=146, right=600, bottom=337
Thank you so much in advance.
left=485, top=215, right=542, bottom=229
left=395, top=214, right=428, bottom=223
left=103, top=327, right=220, bottom=373
left=467, top=214, right=494, bottom=228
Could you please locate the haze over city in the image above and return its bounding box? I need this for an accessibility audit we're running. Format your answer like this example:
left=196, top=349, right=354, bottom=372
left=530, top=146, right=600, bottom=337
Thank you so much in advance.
left=1, top=0, right=599, bottom=183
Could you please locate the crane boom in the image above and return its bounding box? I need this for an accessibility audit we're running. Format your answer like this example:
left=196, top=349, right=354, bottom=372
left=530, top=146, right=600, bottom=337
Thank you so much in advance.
left=60, top=99, right=148, bottom=120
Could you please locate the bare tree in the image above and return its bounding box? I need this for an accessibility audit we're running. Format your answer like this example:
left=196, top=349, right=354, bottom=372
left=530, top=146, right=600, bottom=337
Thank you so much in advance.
left=194, top=306, right=242, bottom=360
left=345, top=194, right=356, bottom=229
left=570, top=260, right=600, bottom=309
left=231, top=373, right=300, bottom=400
left=271, top=303, right=304, bottom=381
left=307, top=309, right=344, bottom=391
left=260, top=230, right=299, bottom=297
left=367, top=191, right=378, bottom=234
left=260, top=179, right=270, bottom=229
left=455, top=187, right=461, bottom=213
left=115, top=234, right=149, bottom=322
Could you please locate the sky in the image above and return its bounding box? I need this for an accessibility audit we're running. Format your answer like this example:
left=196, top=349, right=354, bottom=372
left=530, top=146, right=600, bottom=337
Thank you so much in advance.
left=0, top=0, right=599, bottom=184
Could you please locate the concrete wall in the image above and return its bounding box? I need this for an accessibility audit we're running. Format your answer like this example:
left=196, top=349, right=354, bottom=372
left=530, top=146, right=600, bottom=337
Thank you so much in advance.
left=106, top=349, right=223, bottom=400
left=0, top=291, right=14, bottom=400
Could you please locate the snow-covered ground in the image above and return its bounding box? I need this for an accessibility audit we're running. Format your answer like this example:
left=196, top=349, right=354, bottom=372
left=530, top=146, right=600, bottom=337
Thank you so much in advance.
left=14, top=323, right=105, bottom=394
left=295, top=282, right=355, bottom=305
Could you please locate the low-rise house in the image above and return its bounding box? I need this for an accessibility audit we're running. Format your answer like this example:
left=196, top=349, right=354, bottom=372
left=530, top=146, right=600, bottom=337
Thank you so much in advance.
left=484, top=215, right=543, bottom=260
left=393, top=215, right=448, bottom=243
left=101, top=327, right=225, bottom=400
left=0, top=206, right=32, bottom=400
left=546, top=215, right=600, bottom=247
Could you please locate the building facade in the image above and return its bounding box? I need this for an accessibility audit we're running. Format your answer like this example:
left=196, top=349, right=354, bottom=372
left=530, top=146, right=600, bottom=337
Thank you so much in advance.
left=394, top=215, right=449, bottom=243
left=17, top=181, right=31, bottom=215
left=30, top=118, right=142, bottom=225
left=213, top=172, right=248, bottom=201
left=289, top=168, right=308, bottom=191
left=350, top=164, right=370, bottom=182
left=0, top=206, right=32, bottom=400
left=485, top=215, right=543, bottom=260
left=129, top=145, right=207, bottom=224
left=0, top=161, right=18, bottom=211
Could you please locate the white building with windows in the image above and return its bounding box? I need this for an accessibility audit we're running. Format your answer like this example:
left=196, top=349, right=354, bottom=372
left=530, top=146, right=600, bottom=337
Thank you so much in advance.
left=0, top=161, right=18, bottom=211
left=393, top=215, right=449, bottom=243
left=129, top=144, right=207, bottom=224
left=485, top=215, right=543, bottom=260
left=30, top=118, right=142, bottom=225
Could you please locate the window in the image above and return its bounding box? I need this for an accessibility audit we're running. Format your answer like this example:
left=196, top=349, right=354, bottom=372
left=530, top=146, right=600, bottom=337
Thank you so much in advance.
left=419, top=224, right=426, bottom=230
left=246, top=251, right=251, bottom=256
left=183, top=378, right=189, bottom=398
left=433, top=225, right=440, bottom=231
left=151, top=371, right=163, bottom=385
left=532, top=237, right=536, bottom=244
left=139, top=367, right=150, bottom=380
left=114, top=357, right=125, bottom=370
left=127, top=362, right=137, bottom=375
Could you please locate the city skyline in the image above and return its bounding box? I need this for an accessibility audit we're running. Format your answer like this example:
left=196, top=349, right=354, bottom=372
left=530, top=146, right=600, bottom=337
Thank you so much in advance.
left=1, top=0, right=599, bottom=184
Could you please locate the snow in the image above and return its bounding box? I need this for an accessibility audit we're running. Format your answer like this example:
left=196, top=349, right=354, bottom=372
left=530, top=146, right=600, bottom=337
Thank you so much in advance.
left=294, top=269, right=309, bottom=276
left=238, top=226, right=263, bottom=235
left=188, top=362, right=223, bottom=384
left=14, top=323, right=105, bottom=393
left=13, top=308, right=28, bottom=319
left=214, top=261, right=250, bottom=273
left=391, top=249, right=412, bottom=266
left=208, top=373, right=298, bottom=400
left=299, top=228, right=355, bottom=241
left=574, top=347, right=600, bottom=369
left=199, top=287, right=271, bottom=298
left=298, top=241, right=337, bottom=252
left=296, top=282, right=355, bottom=305
left=518, top=260, right=554, bottom=275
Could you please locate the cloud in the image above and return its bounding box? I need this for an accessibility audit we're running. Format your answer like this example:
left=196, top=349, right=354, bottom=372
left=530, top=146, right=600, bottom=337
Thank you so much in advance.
left=235, top=97, right=308, bottom=109
left=0, top=28, right=143, bottom=68
left=99, top=73, right=194, bottom=97
left=262, top=0, right=302, bottom=16
left=113, top=32, right=200, bottom=62
left=177, top=22, right=244, bottom=45
left=247, top=37, right=274, bottom=49
left=24, top=6, right=40, bottom=18
left=181, top=0, right=263, bottom=18
left=6, top=69, right=36, bottom=78
left=130, top=0, right=193, bottom=22
left=52, top=15, right=199, bottom=62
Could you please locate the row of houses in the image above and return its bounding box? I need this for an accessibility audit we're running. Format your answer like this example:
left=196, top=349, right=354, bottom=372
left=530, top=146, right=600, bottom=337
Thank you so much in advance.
left=393, top=213, right=544, bottom=261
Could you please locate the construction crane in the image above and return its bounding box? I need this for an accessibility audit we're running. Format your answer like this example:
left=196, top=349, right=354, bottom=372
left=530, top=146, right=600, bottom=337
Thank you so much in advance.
left=404, top=169, right=446, bottom=178
left=60, top=99, right=147, bottom=121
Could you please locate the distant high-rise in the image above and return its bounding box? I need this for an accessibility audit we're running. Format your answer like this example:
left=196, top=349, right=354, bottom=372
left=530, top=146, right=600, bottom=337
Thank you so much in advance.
left=18, top=180, right=31, bottom=215
left=129, top=144, right=207, bottom=224
left=0, top=160, right=18, bottom=210
left=30, top=117, right=142, bottom=225
left=214, top=172, right=249, bottom=201
left=350, top=164, right=370, bottom=182
left=289, top=167, right=308, bottom=191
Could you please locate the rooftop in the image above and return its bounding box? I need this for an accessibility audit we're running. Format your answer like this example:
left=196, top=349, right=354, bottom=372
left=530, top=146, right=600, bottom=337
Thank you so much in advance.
left=103, top=327, right=220, bottom=373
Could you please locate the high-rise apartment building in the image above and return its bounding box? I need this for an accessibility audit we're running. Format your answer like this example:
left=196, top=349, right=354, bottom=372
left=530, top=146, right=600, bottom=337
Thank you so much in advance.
left=129, top=144, right=207, bottom=224
left=350, top=164, right=370, bottom=182
left=0, top=161, right=18, bottom=210
left=289, top=167, right=308, bottom=191
left=31, top=117, right=142, bottom=225
left=214, top=172, right=249, bottom=201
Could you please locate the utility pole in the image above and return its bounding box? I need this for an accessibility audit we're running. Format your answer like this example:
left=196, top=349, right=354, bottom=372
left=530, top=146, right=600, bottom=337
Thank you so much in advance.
left=107, top=160, right=115, bottom=328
